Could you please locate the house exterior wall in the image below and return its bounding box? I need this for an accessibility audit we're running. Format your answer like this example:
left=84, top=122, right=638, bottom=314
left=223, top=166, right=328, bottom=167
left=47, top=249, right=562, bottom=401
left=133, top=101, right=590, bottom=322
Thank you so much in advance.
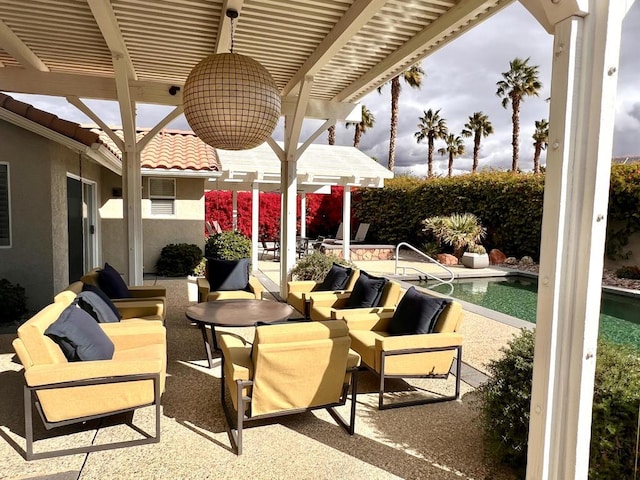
left=0, top=121, right=102, bottom=311
left=100, top=173, right=205, bottom=274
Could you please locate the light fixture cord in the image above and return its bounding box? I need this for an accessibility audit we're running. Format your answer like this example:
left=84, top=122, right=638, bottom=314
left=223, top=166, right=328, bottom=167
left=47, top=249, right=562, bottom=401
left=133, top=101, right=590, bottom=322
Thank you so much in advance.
left=230, top=16, right=235, bottom=53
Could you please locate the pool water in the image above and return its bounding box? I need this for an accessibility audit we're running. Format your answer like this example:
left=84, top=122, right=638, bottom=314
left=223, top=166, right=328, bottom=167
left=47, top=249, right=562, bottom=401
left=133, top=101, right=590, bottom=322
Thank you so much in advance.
left=419, top=276, right=640, bottom=349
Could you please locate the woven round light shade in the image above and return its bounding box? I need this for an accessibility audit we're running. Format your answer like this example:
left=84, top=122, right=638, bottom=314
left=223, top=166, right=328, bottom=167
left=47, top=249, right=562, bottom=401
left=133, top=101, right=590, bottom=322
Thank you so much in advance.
left=183, top=53, right=281, bottom=150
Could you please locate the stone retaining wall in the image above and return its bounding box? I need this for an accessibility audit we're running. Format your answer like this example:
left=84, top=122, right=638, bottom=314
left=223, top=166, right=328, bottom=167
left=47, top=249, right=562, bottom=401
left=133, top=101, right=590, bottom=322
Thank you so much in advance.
left=320, top=243, right=395, bottom=261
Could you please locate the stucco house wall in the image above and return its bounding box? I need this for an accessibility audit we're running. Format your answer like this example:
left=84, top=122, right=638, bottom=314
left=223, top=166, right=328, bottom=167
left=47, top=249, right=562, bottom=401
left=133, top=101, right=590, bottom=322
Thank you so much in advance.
left=0, top=120, right=102, bottom=311
left=100, top=170, right=205, bottom=275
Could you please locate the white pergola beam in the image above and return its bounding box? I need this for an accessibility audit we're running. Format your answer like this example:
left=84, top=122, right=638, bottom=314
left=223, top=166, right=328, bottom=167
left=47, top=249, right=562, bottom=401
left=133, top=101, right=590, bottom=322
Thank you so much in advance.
left=112, top=54, right=136, bottom=151
left=0, top=67, right=182, bottom=105
left=215, top=0, right=245, bottom=54
left=137, top=105, right=184, bottom=150
left=333, top=0, right=506, bottom=102
left=282, top=0, right=386, bottom=96
left=0, top=19, right=49, bottom=71
left=66, top=95, right=125, bottom=151
left=87, top=0, right=137, bottom=81
left=527, top=0, right=630, bottom=478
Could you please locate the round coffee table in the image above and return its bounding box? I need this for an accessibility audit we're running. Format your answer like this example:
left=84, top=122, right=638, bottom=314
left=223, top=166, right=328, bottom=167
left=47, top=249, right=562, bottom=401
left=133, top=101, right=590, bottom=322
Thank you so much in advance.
left=186, top=299, right=294, bottom=368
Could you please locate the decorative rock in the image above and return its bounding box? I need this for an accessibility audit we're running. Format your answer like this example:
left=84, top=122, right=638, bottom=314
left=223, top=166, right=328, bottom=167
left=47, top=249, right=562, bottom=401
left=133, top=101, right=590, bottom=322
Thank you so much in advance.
left=437, top=253, right=459, bottom=266
left=519, top=256, right=534, bottom=266
left=504, top=257, right=518, bottom=265
left=489, top=249, right=507, bottom=265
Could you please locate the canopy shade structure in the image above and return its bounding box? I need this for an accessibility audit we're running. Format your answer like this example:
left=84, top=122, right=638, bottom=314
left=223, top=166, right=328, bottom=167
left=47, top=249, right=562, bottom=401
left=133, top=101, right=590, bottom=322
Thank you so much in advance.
left=209, top=142, right=393, bottom=193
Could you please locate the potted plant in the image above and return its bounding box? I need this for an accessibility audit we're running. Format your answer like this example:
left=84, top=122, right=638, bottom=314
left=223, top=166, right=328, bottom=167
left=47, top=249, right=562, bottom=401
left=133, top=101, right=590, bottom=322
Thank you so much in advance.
left=422, top=212, right=487, bottom=261
left=460, top=243, right=490, bottom=269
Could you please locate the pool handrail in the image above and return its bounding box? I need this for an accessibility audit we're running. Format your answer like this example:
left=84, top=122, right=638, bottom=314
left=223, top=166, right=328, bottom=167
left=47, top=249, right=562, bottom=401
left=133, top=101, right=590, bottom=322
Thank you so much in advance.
left=394, top=242, right=455, bottom=285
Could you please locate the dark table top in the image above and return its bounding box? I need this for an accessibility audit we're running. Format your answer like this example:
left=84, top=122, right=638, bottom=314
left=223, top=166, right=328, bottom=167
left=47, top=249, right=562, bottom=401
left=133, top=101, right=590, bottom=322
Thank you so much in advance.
left=185, top=299, right=294, bottom=327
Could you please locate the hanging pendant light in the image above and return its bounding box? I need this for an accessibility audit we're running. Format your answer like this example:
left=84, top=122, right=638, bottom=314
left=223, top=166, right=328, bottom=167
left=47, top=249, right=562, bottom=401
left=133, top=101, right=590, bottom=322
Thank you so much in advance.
left=183, top=9, right=281, bottom=150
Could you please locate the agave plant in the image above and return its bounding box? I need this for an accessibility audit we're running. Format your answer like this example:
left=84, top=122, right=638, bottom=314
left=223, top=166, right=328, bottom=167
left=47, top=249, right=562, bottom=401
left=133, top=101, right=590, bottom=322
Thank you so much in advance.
left=422, top=212, right=486, bottom=258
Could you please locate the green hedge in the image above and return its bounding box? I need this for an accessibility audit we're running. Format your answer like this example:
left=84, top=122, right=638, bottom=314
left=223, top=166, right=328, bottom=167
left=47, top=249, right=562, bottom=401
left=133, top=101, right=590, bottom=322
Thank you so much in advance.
left=478, top=329, right=640, bottom=479
left=354, top=166, right=640, bottom=261
left=356, top=172, right=544, bottom=259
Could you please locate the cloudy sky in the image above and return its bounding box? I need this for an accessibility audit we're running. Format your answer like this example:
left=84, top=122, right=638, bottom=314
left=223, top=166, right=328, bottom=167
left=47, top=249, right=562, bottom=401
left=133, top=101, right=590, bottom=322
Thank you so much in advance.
left=9, top=2, right=640, bottom=177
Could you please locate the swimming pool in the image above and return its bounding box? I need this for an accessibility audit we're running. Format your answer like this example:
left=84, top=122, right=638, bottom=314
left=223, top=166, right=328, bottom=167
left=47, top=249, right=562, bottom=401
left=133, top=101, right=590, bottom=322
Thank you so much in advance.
left=416, top=275, right=640, bottom=348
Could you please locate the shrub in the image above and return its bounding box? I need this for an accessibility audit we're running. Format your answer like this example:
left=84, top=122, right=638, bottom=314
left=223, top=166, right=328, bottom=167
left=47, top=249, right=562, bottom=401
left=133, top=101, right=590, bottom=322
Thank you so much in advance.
left=156, top=243, right=203, bottom=277
left=615, top=265, right=640, bottom=280
left=423, top=212, right=486, bottom=258
left=0, top=278, right=28, bottom=324
left=289, top=251, right=350, bottom=281
left=467, top=244, right=487, bottom=254
left=478, top=329, right=640, bottom=479
left=205, top=231, right=251, bottom=260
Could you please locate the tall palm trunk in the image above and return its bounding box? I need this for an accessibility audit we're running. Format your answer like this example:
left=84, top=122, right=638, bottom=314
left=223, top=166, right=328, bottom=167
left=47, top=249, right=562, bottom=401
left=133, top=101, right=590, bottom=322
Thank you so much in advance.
left=353, top=124, right=363, bottom=148
left=472, top=131, right=481, bottom=173
left=388, top=76, right=400, bottom=171
left=511, top=95, right=521, bottom=172
left=533, top=144, right=542, bottom=173
left=328, top=125, right=336, bottom=145
left=448, top=152, right=454, bottom=177
left=427, top=135, right=435, bottom=178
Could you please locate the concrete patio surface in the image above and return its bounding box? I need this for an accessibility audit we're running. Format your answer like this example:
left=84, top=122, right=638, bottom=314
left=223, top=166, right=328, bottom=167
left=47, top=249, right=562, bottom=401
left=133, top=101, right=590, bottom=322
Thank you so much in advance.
left=0, top=259, right=522, bottom=480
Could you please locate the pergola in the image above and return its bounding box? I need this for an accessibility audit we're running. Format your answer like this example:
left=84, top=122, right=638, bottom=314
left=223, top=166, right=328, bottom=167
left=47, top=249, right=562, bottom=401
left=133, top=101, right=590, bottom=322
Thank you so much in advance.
left=0, top=1, right=634, bottom=478
left=211, top=142, right=394, bottom=266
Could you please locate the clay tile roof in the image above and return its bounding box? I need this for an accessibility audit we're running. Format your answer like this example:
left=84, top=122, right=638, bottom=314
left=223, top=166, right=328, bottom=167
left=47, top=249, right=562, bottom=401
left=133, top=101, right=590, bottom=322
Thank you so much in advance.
left=92, top=128, right=220, bottom=173
left=0, top=92, right=100, bottom=146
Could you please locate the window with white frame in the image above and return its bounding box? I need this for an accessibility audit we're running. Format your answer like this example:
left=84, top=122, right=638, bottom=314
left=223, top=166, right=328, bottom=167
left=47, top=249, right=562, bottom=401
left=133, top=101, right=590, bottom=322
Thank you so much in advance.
left=0, top=163, right=10, bottom=247
left=149, top=177, right=175, bottom=215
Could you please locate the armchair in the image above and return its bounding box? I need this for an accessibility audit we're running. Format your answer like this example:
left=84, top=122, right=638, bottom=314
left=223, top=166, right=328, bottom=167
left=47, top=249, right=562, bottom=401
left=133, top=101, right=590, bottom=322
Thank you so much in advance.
left=81, top=266, right=167, bottom=313
left=56, top=283, right=165, bottom=323
left=12, top=294, right=166, bottom=459
left=286, top=266, right=360, bottom=318
left=218, top=320, right=360, bottom=455
left=197, top=258, right=265, bottom=302
left=343, top=288, right=464, bottom=409
left=308, top=279, right=403, bottom=322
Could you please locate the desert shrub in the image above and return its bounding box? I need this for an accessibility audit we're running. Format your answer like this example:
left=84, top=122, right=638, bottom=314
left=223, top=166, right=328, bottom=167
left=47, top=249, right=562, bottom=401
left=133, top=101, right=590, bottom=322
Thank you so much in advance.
left=156, top=243, right=203, bottom=277
left=615, top=265, right=640, bottom=280
left=289, top=251, right=350, bottom=281
left=478, top=329, right=640, bottom=479
left=0, top=278, right=28, bottom=324
left=205, top=231, right=251, bottom=260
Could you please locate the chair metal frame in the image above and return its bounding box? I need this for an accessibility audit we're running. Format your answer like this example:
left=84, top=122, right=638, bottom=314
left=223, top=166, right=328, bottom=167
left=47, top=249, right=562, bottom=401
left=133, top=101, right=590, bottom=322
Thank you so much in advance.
left=373, top=344, right=462, bottom=410
left=220, top=354, right=358, bottom=455
left=23, top=372, right=161, bottom=460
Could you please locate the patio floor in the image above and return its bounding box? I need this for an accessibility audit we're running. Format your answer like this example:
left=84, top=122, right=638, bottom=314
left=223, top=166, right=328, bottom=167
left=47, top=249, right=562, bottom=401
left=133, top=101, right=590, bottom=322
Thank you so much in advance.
left=0, top=260, right=521, bottom=480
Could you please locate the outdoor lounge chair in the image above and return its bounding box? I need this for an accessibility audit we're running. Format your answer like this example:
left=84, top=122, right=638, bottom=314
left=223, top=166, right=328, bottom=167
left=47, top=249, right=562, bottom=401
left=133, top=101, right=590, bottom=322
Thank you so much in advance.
left=81, top=265, right=167, bottom=313
left=12, top=293, right=166, bottom=459
left=308, top=277, right=403, bottom=322
left=218, top=320, right=360, bottom=455
left=197, top=258, right=265, bottom=302
left=341, top=287, right=464, bottom=409
left=286, top=266, right=360, bottom=318
left=260, top=237, right=280, bottom=260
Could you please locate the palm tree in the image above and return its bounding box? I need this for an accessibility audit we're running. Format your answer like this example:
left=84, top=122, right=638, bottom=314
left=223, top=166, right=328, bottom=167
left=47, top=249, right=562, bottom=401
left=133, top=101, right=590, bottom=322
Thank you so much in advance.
left=415, top=109, right=448, bottom=178
left=496, top=57, right=542, bottom=172
left=438, top=133, right=465, bottom=178
left=346, top=105, right=375, bottom=148
left=532, top=118, right=549, bottom=174
left=378, top=64, right=425, bottom=171
left=461, top=112, right=493, bottom=174
left=327, top=124, right=336, bottom=145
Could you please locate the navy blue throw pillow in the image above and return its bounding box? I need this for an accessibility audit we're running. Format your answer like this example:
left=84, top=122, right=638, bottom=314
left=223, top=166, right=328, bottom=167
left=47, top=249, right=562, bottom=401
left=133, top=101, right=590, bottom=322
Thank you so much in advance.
left=388, top=287, right=452, bottom=336
left=207, top=258, right=250, bottom=291
left=346, top=271, right=388, bottom=309
left=81, top=283, right=122, bottom=320
left=45, top=303, right=115, bottom=361
left=319, top=263, right=352, bottom=291
left=98, top=262, right=131, bottom=299
left=77, top=291, right=120, bottom=323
